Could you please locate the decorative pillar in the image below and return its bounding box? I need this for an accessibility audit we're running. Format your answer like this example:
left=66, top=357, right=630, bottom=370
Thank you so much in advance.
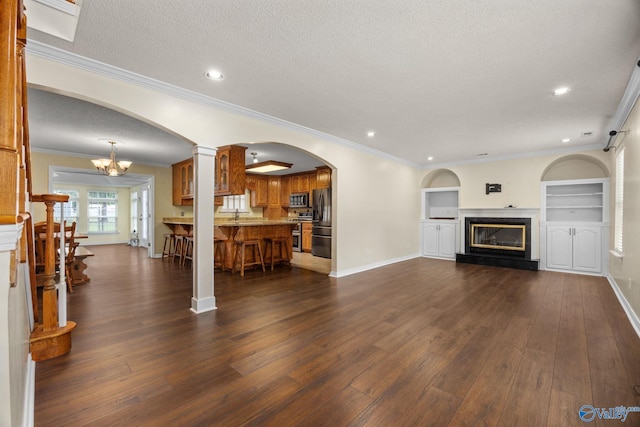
left=191, top=145, right=217, bottom=313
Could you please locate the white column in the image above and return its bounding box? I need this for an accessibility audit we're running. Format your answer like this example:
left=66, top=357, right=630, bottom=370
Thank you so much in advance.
left=191, top=145, right=217, bottom=313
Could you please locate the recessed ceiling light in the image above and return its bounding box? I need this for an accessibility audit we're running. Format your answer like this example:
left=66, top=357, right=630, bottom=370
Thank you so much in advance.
left=552, top=87, right=571, bottom=96
left=427, top=156, right=434, bottom=161
left=205, top=70, right=224, bottom=80
left=366, top=131, right=376, bottom=137
left=561, top=138, right=571, bottom=143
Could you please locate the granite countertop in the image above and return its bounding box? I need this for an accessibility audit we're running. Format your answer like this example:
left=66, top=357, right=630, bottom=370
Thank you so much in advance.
left=162, top=217, right=299, bottom=226
left=216, top=219, right=299, bottom=226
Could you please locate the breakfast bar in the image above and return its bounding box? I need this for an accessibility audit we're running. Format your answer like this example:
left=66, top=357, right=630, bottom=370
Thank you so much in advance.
left=163, top=217, right=298, bottom=272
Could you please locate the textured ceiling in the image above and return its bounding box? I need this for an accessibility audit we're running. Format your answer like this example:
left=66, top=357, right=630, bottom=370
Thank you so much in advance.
left=25, top=0, right=640, bottom=168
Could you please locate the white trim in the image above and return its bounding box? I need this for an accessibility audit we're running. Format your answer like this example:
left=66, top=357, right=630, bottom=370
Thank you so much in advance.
left=331, top=253, right=420, bottom=278
left=25, top=40, right=417, bottom=169
left=190, top=296, right=217, bottom=314
left=0, top=223, right=24, bottom=251
left=22, top=357, right=35, bottom=427
left=607, top=274, right=640, bottom=339
left=31, top=0, right=79, bottom=16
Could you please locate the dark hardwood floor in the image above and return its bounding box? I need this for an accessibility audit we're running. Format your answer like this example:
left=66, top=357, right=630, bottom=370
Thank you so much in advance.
left=34, top=244, right=640, bottom=426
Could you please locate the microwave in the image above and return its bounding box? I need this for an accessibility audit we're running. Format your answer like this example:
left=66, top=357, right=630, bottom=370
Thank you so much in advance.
left=290, top=193, right=309, bottom=208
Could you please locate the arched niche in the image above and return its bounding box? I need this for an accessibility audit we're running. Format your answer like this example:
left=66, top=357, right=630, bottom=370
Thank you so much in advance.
left=541, top=154, right=609, bottom=181
left=421, top=169, right=461, bottom=188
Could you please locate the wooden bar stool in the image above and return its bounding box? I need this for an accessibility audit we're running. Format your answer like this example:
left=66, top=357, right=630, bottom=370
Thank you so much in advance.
left=232, top=239, right=265, bottom=276
left=182, top=236, right=194, bottom=266
left=162, top=234, right=177, bottom=261
left=214, top=238, right=226, bottom=271
left=264, top=237, right=290, bottom=271
left=172, top=235, right=185, bottom=263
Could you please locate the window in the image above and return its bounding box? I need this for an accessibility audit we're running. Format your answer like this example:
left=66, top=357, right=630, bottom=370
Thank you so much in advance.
left=614, top=147, right=624, bottom=254
left=88, top=190, right=118, bottom=234
left=221, top=190, right=249, bottom=213
left=53, top=189, right=79, bottom=224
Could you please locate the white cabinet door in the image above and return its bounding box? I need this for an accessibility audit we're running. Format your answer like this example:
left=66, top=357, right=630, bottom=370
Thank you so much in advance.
left=547, top=226, right=573, bottom=270
left=422, top=221, right=457, bottom=259
left=422, top=222, right=440, bottom=257
left=573, top=226, right=601, bottom=273
left=546, top=226, right=601, bottom=273
left=438, top=223, right=457, bottom=258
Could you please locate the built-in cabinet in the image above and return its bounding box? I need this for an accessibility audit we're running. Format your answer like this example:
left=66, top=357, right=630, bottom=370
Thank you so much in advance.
left=420, top=187, right=459, bottom=260
left=540, top=178, right=609, bottom=275
left=421, top=220, right=458, bottom=259
left=290, top=174, right=310, bottom=193
left=316, top=166, right=331, bottom=189
left=172, top=158, right=194, bottom=206
left=246, top=173, right=269, bottom=207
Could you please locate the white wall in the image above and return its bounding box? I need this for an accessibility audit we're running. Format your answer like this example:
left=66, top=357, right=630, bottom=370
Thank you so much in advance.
left=609, top=96, right=640, bottom=331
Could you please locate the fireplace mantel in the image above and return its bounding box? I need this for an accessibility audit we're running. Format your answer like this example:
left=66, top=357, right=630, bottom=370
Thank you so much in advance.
left=458, top=208, right=540, bottom=260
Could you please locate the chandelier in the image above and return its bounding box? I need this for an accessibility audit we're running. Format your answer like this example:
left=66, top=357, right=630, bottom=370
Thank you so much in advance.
left=91, top=140, right=132, bottom=176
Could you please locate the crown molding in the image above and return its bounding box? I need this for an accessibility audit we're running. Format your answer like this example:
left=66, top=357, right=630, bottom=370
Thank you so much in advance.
left=25, top=40, right=419, bottom=169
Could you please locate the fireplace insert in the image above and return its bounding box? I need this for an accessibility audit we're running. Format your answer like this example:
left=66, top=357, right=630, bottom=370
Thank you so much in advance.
left=464, top=217, right=531, bottom=260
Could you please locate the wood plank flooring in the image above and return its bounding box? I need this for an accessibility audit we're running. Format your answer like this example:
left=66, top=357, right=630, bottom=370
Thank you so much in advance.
left=34, top=244, right=640, bottom=426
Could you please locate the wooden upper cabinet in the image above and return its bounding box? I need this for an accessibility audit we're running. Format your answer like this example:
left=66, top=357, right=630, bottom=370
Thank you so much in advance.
left=247, top=173, right=268, bottom=207
left=268, top=176, right=281, bottom=207
left=280, top=176, right=291, bottom=207
left=215, top=145, right=246, bottom=196
left=172, top=158, right=194, bottom=206
left=290, top=174, right=309, bottom=194
left=316, top=166, right=331, bottom=189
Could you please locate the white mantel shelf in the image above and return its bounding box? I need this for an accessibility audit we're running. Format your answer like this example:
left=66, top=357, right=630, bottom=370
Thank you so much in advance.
left=457, top=208, right=540, bottom=260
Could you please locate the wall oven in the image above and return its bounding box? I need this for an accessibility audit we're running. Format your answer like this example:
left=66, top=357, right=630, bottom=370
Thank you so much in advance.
left=292, top=222, right=302, bottom=252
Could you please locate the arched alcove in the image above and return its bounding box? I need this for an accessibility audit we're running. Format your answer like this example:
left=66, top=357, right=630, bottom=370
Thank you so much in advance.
left=541, top=154, right=609, bottom=181
left=421, top=168, right=461, bottom=188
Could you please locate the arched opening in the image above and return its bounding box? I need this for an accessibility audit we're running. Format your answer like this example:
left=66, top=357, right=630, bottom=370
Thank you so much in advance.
left=421, top=168, right=461, bottom=188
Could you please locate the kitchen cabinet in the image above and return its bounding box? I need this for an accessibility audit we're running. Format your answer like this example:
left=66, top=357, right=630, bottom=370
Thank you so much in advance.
left=266, top=176, right=285, bottom=219
left=316, top=166, right=331, bottom=189
left=171, top=158, right=193, bottom=206
left=246, top=173, right=268, bottom=207
left=215, top=145, right=246, bottom=196
left=280, top=176, right=291, bottom=207
left=540, top=178, right=609, bottom=275
left=290, top=174, right=309, bottom=193
left=546, top=226, right=602, bottom=273
left=302, top=222, right=313, bottom=252
left=308, top=172, right=317, bottom=207
left=421, top=220, right=458, bottom=259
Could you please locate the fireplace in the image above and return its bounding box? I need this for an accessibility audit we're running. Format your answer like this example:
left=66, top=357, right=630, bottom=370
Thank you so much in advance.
left=457, top=216, right=538, bottom=270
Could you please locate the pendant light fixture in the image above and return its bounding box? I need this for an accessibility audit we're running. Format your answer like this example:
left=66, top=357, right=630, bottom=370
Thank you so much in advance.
left=91, top=140, right=132, bottom=176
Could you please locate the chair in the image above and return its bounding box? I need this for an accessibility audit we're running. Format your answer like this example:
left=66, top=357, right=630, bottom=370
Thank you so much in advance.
left=232, top=239, right=265, bottom=276
left=264, top=237, right=290, bottom=271
left=162, top=234, right=177, bottom=261
left=182, top=236, right=194, bottom=267
left=214, top=238, right=226, bottom=271
left=34, top=221, right=77, bottom=292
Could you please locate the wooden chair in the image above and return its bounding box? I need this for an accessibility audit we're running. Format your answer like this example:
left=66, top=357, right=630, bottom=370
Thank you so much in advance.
left=34, top=221, right=77, bottom=292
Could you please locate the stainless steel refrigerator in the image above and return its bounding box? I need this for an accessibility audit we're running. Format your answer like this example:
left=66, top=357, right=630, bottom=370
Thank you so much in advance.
left=312, top=188, right=331, bottom=258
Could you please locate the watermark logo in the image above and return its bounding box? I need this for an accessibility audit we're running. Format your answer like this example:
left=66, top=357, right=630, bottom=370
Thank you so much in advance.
left=579, top=405, right=640, bottom=423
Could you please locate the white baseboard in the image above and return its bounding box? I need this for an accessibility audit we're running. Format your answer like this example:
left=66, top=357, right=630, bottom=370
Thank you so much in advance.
left=607, top=274, right=640, bottom=339
left=331, top=253, right=421, bottom=278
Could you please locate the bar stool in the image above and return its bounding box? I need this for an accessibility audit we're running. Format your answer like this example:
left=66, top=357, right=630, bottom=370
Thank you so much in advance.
left=162, top=234, right=177, bottom=261
left=214, top=238, right=226, bottom=271
left=182, top=236, right=194, bottom=267
left=172, top=235, right=185, bottom=263
left=264, top=237, right=290, bottom=271
left=232, top=239, right=265, bottom=276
